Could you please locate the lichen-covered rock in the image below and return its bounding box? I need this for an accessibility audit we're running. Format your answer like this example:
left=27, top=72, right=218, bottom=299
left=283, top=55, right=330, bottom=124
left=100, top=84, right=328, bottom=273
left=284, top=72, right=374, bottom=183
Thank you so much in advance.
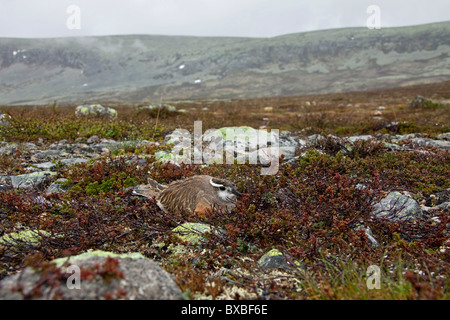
left=145, top=104, right=177, bottom=112
left=437, top=133, right=450, bottom=141
left=45, top=178, right=71, bottom=195
left=0, top=230, right=50, bottom=248
left=371, top=191, right=423, bottom=222
left=257, top=248, right=302, bottom=271
left=10, top=171, right=56, bottom=189
left=0, top=143, right=19, bottom=156
left=154, top=150, right=187, bottom=166
left=172, top=223, right=219, bottom=246
left=75, top=104, right=117, bottom=119
left=137, top=104, right=179, bottom=118
left=0, top=112, right=12, bottom=127
left=203, top=126, right=279, bottom=150
left=0, top=250, right=182, bottom=300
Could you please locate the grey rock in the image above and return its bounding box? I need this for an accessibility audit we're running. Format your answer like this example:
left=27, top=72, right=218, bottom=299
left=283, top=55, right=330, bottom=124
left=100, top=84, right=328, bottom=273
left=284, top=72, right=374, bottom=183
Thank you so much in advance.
left=346, top=135, right=373, bottom=143
left=55, top=144, right=74, bottom=152
left=410, top=137, right=450, bottom=149
left=60, top=158, right=89, bottom=166
left=0, top=143, right=19, bottom=156
left=35, top=162, right=57, bottom=171
left=382, top=142, right=408, bottom=151
left=46, top=178, right=71, bottom=195
left=140, top=104, right=177, bottom=113
left=86, top=135, right=100, bottom=144
left=437, top=133, right=450, bottom=141
left=10, top=171, right=56, bottom=190
left=75, top=104, right=117, bottom=119
left=0, top=250, right=182, bottom=300
left=34, top=149, right=63, bottom=159
left=257, top=249, right=302, bottom=271
left=0, top=183, right=12, bottom=191
left=247, top=146, right=297, bottom=164
left=279, top=131, right=300, bottom=147
left=371, top=191, right=423, bottom=222
left=392, top=133, right=421, bottom=142
left=307, top=134, right=325, bottom=144
left=354, top=224, right=380, bottom=247
left=438, top=202, right=450, bottom=210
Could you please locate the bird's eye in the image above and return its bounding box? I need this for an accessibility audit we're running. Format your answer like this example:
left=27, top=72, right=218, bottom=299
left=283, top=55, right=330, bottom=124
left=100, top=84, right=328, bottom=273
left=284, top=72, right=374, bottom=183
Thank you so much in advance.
left=219, top=186, right=226, bottom=191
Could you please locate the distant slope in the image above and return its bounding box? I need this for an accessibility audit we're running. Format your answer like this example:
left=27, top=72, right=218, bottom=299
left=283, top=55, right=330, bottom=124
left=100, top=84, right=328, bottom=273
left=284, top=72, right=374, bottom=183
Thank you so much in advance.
left=0, top=21, right=449, bottom=105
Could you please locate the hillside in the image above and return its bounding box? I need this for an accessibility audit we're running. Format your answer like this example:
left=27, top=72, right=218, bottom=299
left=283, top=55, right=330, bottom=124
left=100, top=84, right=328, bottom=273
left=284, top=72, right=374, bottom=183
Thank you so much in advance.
left=0, top=21, right=449, bottom=105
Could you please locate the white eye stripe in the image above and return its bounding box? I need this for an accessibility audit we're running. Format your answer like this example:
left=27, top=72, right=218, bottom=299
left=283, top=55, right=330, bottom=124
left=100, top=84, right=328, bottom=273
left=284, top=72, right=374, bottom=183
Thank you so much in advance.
left=210, top=178, right=224, bottom=188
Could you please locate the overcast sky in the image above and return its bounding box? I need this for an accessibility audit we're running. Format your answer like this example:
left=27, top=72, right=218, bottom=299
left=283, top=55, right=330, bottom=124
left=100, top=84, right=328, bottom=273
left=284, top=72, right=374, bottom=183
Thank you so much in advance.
left=1, top=0, right=449, bottom=38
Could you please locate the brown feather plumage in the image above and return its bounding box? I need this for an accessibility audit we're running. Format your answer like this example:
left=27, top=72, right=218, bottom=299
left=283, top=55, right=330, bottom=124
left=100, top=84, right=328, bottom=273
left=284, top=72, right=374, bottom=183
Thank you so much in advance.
left=133, top=175, right=241, bottom=215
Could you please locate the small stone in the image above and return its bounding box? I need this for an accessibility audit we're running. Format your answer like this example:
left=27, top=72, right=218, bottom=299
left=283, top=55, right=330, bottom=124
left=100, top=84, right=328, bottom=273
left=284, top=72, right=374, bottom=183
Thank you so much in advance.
left=257, top=248, right=302, bottom=271
left=172, top=223, right=221, bottom=246
left=86, top=135, right=100, bottom=144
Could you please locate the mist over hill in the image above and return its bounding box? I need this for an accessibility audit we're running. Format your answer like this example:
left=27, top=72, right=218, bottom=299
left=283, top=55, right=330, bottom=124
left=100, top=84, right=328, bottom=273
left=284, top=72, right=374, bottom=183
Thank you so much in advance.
left=0, top=21, right=449, bottom=105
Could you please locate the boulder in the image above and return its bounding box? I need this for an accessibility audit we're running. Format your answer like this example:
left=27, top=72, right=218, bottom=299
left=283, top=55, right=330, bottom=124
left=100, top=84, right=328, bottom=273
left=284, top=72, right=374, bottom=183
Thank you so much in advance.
left=409, top=95, right=445, bottom=109
left=203, top=126, right=279, bottom=150
left=10, top=171, right=56, bottom=189
left=138, top=104, right=178, bottom=117
left=371, top=191, right=423, bottom=222
left=75, top=104, right=117, bottom=119
left=145, top=104, right=177, bottom=112
left=0, top=250, right=182, bottom=300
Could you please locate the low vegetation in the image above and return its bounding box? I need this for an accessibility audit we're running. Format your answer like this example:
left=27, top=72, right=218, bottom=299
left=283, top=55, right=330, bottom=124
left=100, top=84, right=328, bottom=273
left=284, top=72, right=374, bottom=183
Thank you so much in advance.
left=0, top=82, right=449, bottom=299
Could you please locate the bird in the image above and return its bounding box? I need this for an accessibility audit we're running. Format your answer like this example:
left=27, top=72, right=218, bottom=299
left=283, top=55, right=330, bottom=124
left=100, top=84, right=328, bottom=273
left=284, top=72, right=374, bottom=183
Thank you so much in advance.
left=132, top=175, right=242, bottom=216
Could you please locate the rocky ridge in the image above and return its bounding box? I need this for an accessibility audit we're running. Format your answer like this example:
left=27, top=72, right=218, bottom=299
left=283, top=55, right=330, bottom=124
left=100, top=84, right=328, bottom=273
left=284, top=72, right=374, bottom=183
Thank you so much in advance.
left=1, top=21, right=449, bottom=105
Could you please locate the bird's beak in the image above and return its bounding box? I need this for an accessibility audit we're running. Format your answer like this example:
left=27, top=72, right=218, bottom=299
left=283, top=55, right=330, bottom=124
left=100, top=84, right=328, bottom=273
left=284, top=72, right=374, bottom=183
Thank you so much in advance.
left=233, top=189, right=242, bottom=197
